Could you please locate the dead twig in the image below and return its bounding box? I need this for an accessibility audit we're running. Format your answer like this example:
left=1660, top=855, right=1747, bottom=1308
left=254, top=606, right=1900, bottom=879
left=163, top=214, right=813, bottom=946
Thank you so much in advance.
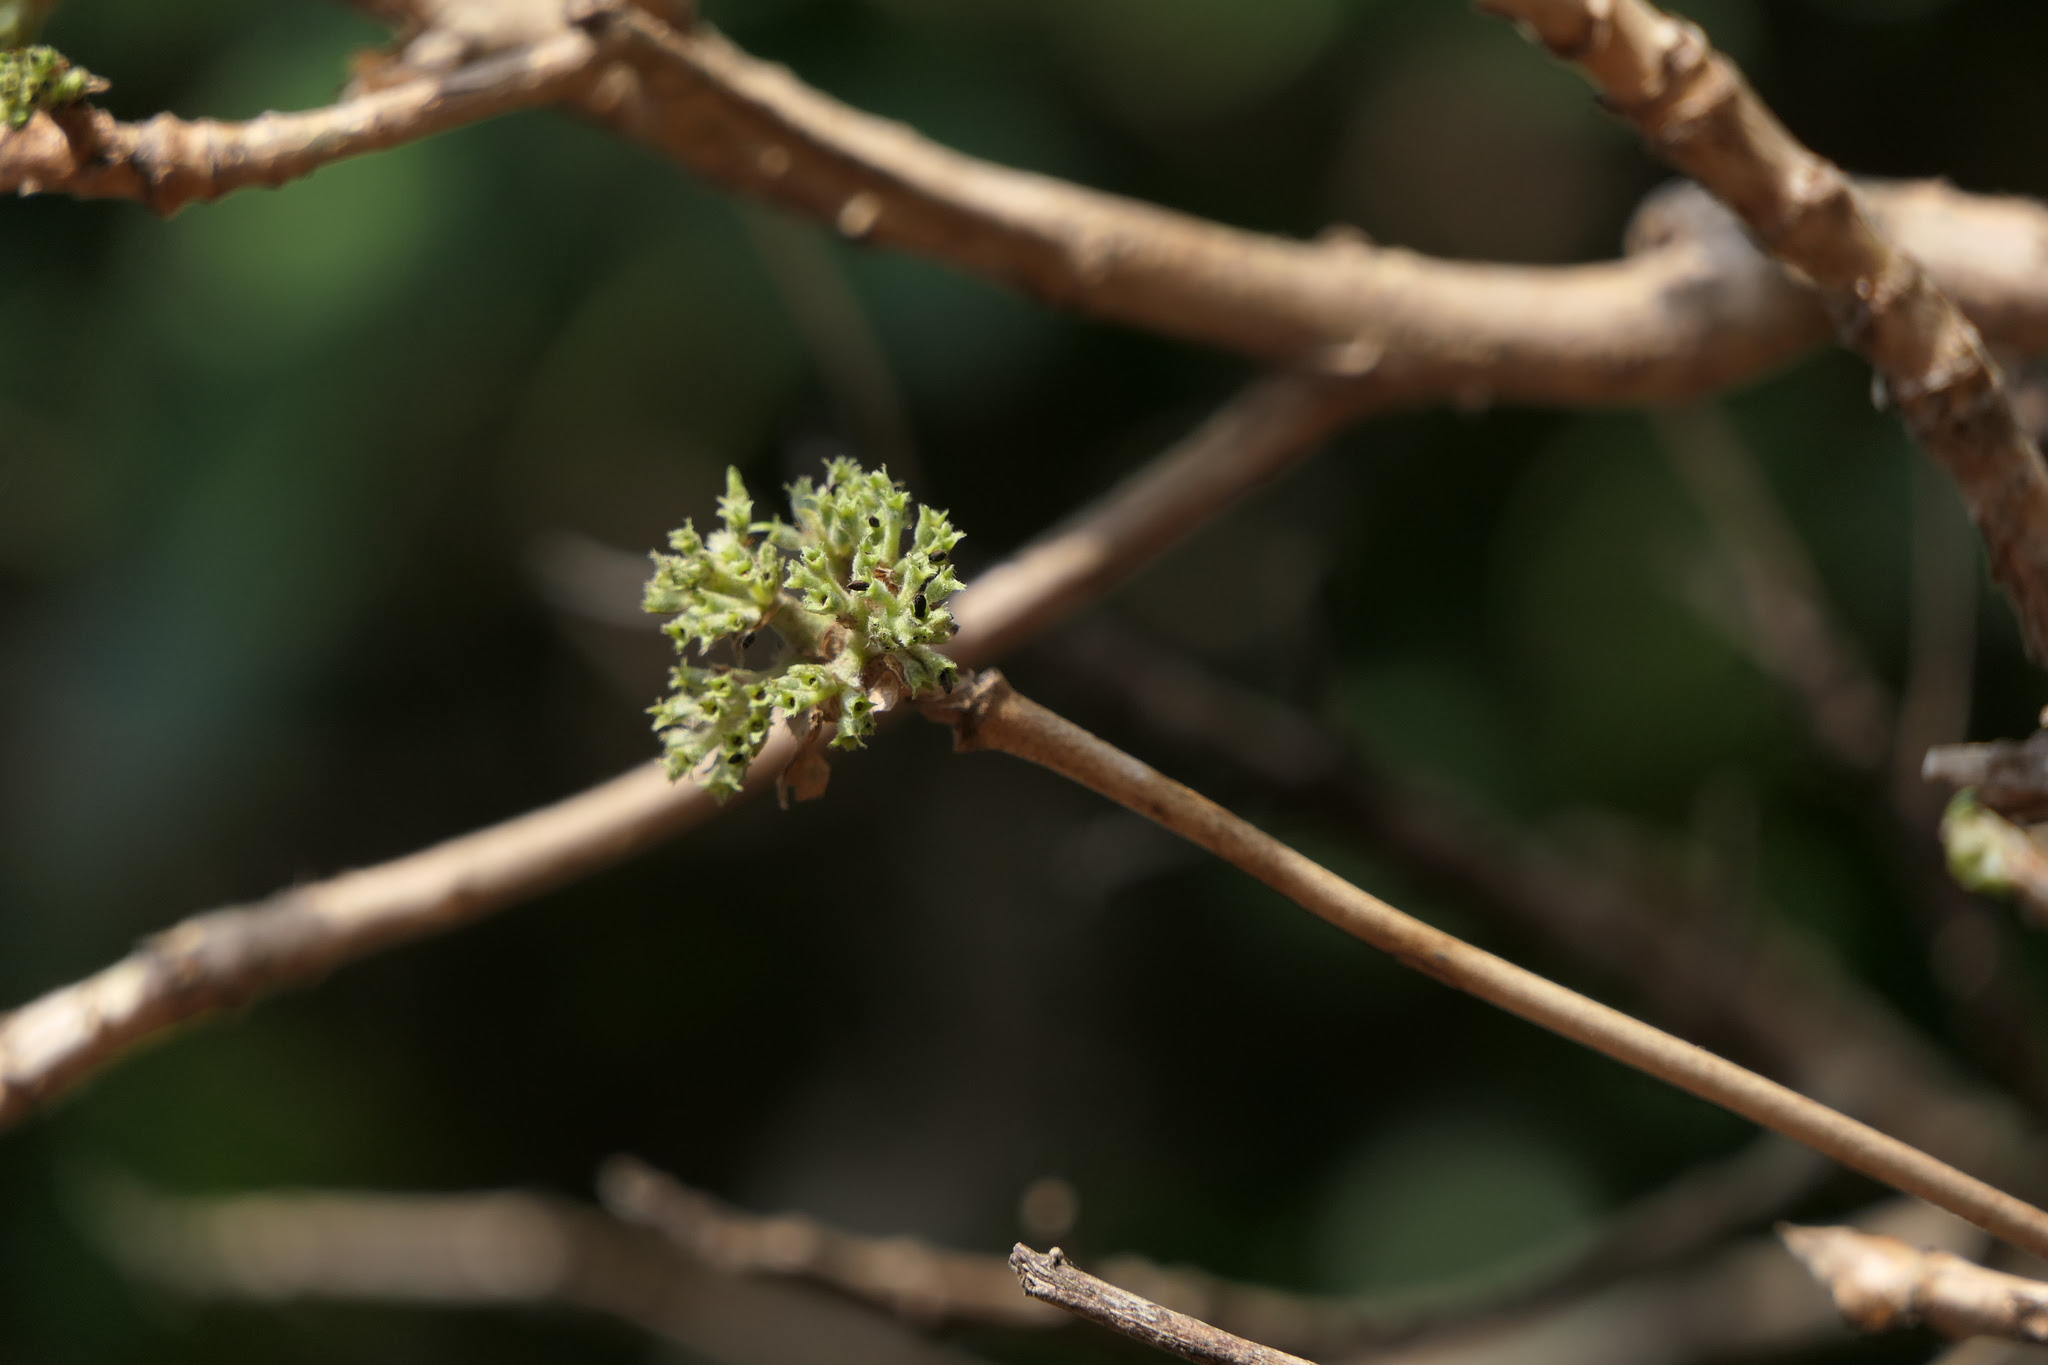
left=1782, top=1223, right=2048, bottom=1342
left=1011, top=1244, right=1316, bottom=1365
left=1488, top=0, right=2048, bottom=659
left=600, top=1155, right=1063, bottom=1329
left=1358, top=1199, right=1983, bottom=1365
left=1052, top=618, right=2031, bottom=1193
left=92, top=1179, right=990, bottom=1365
left=923, top=671, right=2048, bottom=1260
left=0, top=373, right=1356, bottom=1132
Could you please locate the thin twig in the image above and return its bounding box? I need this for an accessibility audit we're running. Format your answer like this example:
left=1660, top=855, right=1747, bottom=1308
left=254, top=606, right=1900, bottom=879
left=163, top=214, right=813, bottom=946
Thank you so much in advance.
left=581, top=7, right=2048, bottom=410
left=600, top=1155, right=1064, bottom=1329
left=0, top=373, right=1355, bottom=1132
left=1487, top=0, right=2048, bottom=659
left=92, top=1180, right=991, bottom=1365
left=0, top=24, right=609, bottom=213
left=1051, top=618, right=2032, bottom=1191
left=923, top=672, right=2048, bottom=1260
left=1782, top=1223, right=2048, bottom=1342
left=1011, top=1244, right=1316, bottom=1365
left=1357, top=1198, right=1984, bottom=1365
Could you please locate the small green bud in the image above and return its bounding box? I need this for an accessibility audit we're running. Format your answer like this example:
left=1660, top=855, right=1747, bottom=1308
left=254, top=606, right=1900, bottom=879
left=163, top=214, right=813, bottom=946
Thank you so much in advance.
left=0, top=44, right=106, bottom=131
left=644, top=461, right=966, bottom=801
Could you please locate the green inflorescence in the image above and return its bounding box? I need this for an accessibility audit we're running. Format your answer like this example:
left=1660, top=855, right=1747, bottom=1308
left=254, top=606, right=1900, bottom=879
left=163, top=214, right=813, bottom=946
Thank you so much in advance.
left=0, top=44, right=105, bottom=130
left=645, top=459, right=965, bottom=801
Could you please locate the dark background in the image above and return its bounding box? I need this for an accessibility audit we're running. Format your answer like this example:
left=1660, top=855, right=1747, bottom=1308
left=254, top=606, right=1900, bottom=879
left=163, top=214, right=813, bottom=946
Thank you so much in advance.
left=2, top=0, right=2047, bottom=1358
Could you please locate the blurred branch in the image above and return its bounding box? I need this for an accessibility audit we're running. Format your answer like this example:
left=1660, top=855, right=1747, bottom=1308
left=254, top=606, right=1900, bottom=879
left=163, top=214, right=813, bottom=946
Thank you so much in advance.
left=1011, top=1244, right=1315, bottom=1365
left=600, top=1155, right=1064, bottom=1330
left=1652, top=404, right=1893, bottom=772
left=1355, top=1198, right=1984, bottom=1365
left=0, top=372, right=1356, bottom=1133
left=603, top=1141, right=1822, bottom=1360
left=922, top=671, right=2048, bottom=1259
left=1781, top=1223, right=2048, bottom=1342
left=93, top=1180, right=991, bottom=1365
left=0, top=23, right=608, bottom=213
left=1487, top=1, right=2048, bottom=662
left=1928, top=733, right=2048, bottom=823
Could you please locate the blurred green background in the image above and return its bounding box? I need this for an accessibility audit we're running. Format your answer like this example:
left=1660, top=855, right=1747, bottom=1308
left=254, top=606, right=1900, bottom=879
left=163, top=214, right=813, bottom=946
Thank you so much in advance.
left=3, top=0, right=2048, bottom=1358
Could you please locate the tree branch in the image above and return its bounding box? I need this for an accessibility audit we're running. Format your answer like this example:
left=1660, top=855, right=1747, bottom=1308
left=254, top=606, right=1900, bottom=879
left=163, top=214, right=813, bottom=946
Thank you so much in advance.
left=0, top=23, right=609, bottom=213
left=1050, top=618, right=2033, bottom=1191
left=1781, top=1223, right=2048, bottom=1342
left=1011, top=1244, right=1316, bottom=1365
left=92, top=1179, right=993, bottom=1365
left=923, top=671, right=2048, bottom=1261
left=577, top=6, right=2048, bottom=413
left=0, top=372, right=1355, bottom=1133
left=1486, top=0, right=2048, bottom=659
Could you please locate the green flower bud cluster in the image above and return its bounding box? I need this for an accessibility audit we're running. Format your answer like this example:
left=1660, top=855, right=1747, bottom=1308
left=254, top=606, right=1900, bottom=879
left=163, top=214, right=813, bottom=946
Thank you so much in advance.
left=645, top=459, right=964, bottom=800
left=0, top=45, right=104, bottom=130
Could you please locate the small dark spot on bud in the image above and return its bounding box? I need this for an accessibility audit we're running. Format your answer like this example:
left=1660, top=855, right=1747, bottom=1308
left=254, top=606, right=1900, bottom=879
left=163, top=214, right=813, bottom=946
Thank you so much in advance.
left=848, top=579, right=869, bottom=591
left=914, top=592, right=928, bottom=618
left=867, top=515, right=880, bottom=528
left=930, top=550, right=948, bottom=563
left=728, top=752, right=746, bottom=765
left=941, top=668, right=957, bottom=693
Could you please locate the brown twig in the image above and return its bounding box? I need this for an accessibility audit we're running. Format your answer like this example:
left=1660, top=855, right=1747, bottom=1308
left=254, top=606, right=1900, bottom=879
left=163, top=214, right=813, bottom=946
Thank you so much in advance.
left=581, top=7, right=2048, bottom=411
left=600, top=1155, right=1063, bottom=1329
left=0, top=373, right=1354, bottom=1132
left=603, top=1144, right=1825, bottom=1359
left=1051, top=618, right=2031, bottom=1190
left=92, top=1180, right=991, bottom=1365
left=0, top=24, right=609, bottom=213
left=924, top=672, right=2048, bottom=1260
left=1781, top=1223, right=2048, bottom=1342
left=1359, top=1198, right=1984, bottom=1365
left=1011, top=1244, right=1317, bottom=1365
left=1487, top=0, right=2048, bottom=659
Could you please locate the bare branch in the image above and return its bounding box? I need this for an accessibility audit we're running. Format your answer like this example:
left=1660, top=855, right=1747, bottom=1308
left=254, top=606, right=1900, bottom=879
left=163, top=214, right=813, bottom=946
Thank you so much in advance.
left=0, top=373, right=1353, bottom=1132
left=600, top=1155, right=1064, bottom=1329
left=1011, top=1244, right=1317, bottom=1365
left=924, top=671, right=2048, bottom=1260
left=1052, top=619, right=2032, bottom=1191
left=1782, top=1223, right=2048, bottom=1342
left=1487, top=0, right=2048, bottom=658
left=576, top=6, right=2048, bottom=413
left=0, top=25, right=608, bottom=213
left=1928, top=732, right=2048, bottom=823
left=1359, top=1198, right=1984, bottom=1365
left=93, top=1180, right=990, bottom=1365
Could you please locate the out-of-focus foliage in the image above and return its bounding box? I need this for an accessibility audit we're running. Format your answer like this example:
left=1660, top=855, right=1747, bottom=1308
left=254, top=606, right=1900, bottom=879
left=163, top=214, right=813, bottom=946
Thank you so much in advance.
left=1, top=0, right=2045, bottom=1359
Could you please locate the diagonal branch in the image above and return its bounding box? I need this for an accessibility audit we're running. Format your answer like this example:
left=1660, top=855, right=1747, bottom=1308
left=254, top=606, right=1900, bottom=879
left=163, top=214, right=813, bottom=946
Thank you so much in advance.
left=922, top=672, right=2048, bottom=1261
left=1485, top=0, right=2048, bottom=659
left=1011, top=1244, right=1316, bottom=1365
left=1782, top=1223, right=2048, bottom=1343
left=0, top=372, right=1358, bottom=1133
left=0, top=23, right=610, bottom=213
